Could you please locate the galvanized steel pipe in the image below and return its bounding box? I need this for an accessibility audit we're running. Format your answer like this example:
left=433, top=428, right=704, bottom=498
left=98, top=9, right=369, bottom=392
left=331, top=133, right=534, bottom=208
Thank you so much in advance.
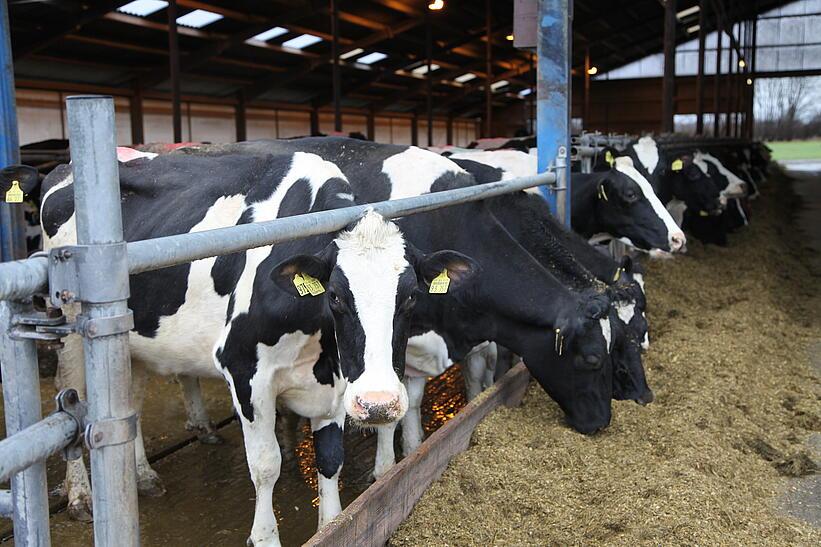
left=0, top=411, right=77, bottom=483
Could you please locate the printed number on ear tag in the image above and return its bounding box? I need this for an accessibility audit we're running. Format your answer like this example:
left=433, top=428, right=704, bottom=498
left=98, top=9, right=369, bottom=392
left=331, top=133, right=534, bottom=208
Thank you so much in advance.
left=605, top=151, right=614, bottom=167
left=4, top=181, right=23, bottom=203
left=671, top=159, right=683, bottom=171
left=429, top=269, right=450, bottom=294
left=293, top=273, right=325, bottom=297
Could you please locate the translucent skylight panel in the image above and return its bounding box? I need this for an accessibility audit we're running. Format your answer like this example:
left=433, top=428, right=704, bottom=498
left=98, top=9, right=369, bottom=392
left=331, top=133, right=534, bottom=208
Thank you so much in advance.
left=412, top=63, right=440, bottom=75
left=118, top=0, right=168, bottom=17
left=340, top=48, right=365, bottom=60
left=454, top=72, right=477, bottom=83
left=282, top=34, right=323, bottom=49
left=357, top=52, right=388, bottom=64
left=490, top=79, right=509, bottom=91
left=176, top=9, right=224, bottom=29
left=251, top=27, right=288, bottom=42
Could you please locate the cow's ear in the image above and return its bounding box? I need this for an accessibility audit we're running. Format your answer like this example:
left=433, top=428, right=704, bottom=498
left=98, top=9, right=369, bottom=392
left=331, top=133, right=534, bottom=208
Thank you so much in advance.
left=270, top=254, right=331, bottom=297
left=1, top=165, right=40, bottom=198
left=415, top=250, right=481, bottom=294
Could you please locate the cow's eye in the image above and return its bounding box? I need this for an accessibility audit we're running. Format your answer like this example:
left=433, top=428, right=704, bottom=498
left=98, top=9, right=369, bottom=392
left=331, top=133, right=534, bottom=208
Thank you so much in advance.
left=624, top=190, right=638, bottom=202
left=327, top=290, right=342, bottom=309
left=403, top=293, right=416, bottom=310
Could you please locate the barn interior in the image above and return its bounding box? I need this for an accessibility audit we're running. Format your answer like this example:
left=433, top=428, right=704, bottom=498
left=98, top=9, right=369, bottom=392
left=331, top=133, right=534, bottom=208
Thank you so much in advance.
left=1, top=1, right=820, bottom=546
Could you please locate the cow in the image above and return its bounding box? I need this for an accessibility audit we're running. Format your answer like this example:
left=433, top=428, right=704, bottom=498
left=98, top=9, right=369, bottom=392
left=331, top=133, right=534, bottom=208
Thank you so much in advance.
left=37, top=149, right=478, bottom=546
left=170, top=138, right=619, bottom=436
left=445, top=149, right=686, bottom=254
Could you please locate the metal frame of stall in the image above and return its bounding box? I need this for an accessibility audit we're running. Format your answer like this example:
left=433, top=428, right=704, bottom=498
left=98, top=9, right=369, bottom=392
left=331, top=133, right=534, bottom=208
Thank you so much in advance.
left=0, top=95, right=558, bottom=547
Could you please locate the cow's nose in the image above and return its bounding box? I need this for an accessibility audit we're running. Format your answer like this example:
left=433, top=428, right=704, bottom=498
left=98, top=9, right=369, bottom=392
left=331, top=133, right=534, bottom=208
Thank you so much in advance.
left=353, top=391, right=402, bottom=424
left=669, top=232, right=686, bottom=252
left=636, top=388, right=655, bottom=406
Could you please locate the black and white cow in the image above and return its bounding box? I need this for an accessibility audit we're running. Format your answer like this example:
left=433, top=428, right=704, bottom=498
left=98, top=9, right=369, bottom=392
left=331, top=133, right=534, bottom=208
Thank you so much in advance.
left=175, top=139, right=618, bottom=437
left=38, top=149, right=477, bottom=546
left=446, top=149, right=686, bottom=254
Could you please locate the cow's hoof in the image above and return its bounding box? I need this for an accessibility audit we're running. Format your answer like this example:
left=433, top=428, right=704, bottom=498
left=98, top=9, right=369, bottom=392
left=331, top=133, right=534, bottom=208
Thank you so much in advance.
left=137, top=469, right=167, bottom=498
left=68, top=496, right=94, bottom=523
left=198, top=431, right=224, bottom=445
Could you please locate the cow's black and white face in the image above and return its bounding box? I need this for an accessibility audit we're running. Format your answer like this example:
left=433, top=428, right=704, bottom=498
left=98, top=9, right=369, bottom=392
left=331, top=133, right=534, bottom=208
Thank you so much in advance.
left=662, top=155, right=723, bottom=216
left=272, top=211, right=478, bottom=426
left=597, top=157, right=686, bottom=253
left=693, top=152, right=747, bottom=205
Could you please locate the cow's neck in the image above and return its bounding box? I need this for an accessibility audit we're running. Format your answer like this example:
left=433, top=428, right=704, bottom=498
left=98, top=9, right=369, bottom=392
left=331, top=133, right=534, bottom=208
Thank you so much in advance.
left=569, top=173, right=604, bottom=238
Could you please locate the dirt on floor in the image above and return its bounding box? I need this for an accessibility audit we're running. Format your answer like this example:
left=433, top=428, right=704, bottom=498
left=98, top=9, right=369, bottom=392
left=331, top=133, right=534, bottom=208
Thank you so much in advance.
left=391, top=168, right=821, bottom=546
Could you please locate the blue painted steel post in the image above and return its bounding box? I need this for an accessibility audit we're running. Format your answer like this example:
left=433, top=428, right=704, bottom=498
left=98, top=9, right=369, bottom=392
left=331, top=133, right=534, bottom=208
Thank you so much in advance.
left=536, top=0, right=572, bottom=226
left=0, top=0, right=26, bottom=261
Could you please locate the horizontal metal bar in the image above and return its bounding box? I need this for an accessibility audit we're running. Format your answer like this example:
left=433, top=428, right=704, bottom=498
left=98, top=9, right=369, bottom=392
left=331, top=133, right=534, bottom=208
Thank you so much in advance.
left=0, top=256, right=48, bottom=302
left=571, top=145, right=601, bottom=158
left=0, top=489, right=10, bottom=518
left=0, top=174, right=555, bottom=300
left=127, top=173, right=556, bottom=274
left=0, top=412, right=78, bottom=483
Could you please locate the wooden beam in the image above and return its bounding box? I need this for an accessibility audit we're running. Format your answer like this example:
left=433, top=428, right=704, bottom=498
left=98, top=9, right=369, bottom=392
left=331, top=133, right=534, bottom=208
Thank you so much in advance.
left=235, top=91, right=247, bottom=141
left=168, top=0, right=182, bottom=143
left=331, top=0, right=342, bottom=132
left=304, top=363, right=531, bottom=547
left=695, top=0, right=706, bottom=134
left=130, top=80, right=144, bottom=145
left=661, top=0, right=676, bottom=133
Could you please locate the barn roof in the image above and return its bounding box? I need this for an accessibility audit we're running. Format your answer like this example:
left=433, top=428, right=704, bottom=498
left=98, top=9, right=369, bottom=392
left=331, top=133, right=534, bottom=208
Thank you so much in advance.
left=7, top=0, right=794, bottom=118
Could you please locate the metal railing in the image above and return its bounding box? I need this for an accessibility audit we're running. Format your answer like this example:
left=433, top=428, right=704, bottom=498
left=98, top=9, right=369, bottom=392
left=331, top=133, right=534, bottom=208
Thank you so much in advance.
left=0, top=95, right=557, bottom=546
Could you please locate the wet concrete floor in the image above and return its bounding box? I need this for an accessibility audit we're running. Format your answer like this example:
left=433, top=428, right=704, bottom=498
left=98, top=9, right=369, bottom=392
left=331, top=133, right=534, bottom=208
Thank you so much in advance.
left=0, top=360, right=467, bottom=546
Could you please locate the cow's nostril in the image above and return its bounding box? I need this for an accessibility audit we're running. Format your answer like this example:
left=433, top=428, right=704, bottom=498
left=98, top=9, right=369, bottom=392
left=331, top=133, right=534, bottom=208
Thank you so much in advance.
left=670, top=233, right=686, bottom=251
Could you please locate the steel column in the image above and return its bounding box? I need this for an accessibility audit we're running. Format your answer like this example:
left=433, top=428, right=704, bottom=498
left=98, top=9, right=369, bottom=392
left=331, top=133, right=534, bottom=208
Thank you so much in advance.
left=484, top=0, right=493, bottom=137
left=725, top=28, right=733, bottom=137
left=426, top=12, right=433, bottom=147
left=661, top=0, right=676, bottom=133
left=366, top=108, right=375, bottom=141
left=0, top=300, right=51, bottom=546
left=129, top=80, right=144, bottom=145
left=696, top=0, right=706, bottom=134
left=0, top=0, right=25, bottom=262
left=748, top=15, right=757, bottom=138
left=0, top=411, right=77, bottom=483
left=65, top=95, right=140, bottom=547
left=310, top=105, right=320, bottom=136
left=168, top=0, right=182, bottom=142
left=411, top=113, right=418, bottom=146
left=536, top=0, right=572, bottom=226
left=583, top=48, right=590, bottom=129
left=331, top=0, right=342, bottom=132
left=235, top=90, right=247, bottom=142
left=713, top=10, right=723, bottom=136
left=446, top=115, right=453, bottom=145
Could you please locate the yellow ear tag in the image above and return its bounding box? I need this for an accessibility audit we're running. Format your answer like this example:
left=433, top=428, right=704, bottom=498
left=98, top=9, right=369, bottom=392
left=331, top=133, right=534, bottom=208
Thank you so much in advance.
left=428, top=269, right=450, bottom=294
left=613, top=267, right=622, bottom=282
left=293, top=273, right=325, bottom=297
left=699, top=210, right=710, bottom=217
left=605, top=150, right=614, bottom=167
left=5, top=181, right=23, bottom=203
left=671, top=159, right=683, bottom=171
left=598, top=184, right=608, bottom=201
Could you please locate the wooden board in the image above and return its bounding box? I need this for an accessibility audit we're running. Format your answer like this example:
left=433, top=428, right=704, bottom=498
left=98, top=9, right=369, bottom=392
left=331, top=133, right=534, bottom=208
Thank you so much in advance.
left=304, top=362, right=531, bottom=547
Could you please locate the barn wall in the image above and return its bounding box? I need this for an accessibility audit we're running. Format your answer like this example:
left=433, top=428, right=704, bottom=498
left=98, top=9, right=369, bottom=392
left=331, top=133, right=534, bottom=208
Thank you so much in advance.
left=14, top=89, right=479, bottom=147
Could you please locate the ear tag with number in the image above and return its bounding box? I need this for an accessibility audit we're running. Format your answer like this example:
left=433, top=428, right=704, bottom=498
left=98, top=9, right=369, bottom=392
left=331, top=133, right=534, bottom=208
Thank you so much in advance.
left=428, top=269, right=451, bottom=294
left=613, top=267, right=622, bottom=282
left=605, top=150, right=614, bottom=167
left=5, top=181, right=23, bottom=203
left=699, top=210, right=710, bottom=217
left=293, top=273, right=325, bottom=297
left=671, top=159, right=683, bottom=171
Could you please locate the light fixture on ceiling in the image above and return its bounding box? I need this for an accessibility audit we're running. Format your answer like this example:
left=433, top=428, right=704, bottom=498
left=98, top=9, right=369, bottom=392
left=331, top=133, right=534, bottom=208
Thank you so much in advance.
left=746, top=78, right=753, bottom=85
left=506, top=34, right=514, bottom=41
left=687, top=24, right=700, bottom=34
left=587, top=66, right=598, bottom=75
left=176, top=9, right=224, bottom=28
left=676, top=5, right=700, bottom=20
left=282, top=33, right=323, bottom=49
left=738, top=58, right=746, bottom=68
left=357, top=52, right=388, bottom=64
left=340, top=48, right=364, bottom=60
left=428, top=0, right=445, bottom=10
left=118, top=0, right=168, bottom=17
left=454, top=73, right=477, bottom=83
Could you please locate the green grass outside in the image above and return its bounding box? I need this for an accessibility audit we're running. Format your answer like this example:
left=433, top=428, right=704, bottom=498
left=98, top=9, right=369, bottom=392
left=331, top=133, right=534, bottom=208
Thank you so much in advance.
left=765, top=140, right=821, bottom=161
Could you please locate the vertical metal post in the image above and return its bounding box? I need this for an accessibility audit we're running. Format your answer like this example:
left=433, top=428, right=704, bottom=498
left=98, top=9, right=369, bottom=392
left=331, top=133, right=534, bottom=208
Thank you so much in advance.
left=411, top=113, right=419, bottom=146
left=0, top=0, right=25, bottom=262
left=484, top=0, right=493, bottom=137
left=583, top=48, right=590, bottom=129
left=366, top=108, right=375, bottom=141
left=713, top=11, right=722, bottom=137
left=748, top=15, right=757, bottom=138
left=661, top=0, right=676, bottom=133
left=446, top=114, right=453, bottom=145
left=331, top=0, right=342, bottom=133
left=725, top=28, right=733, bottom=137
left=695, top=0, right=706, bottom=134
left=65, top=96, right=140, bottom=547
left=536, top=0, right=572, bottom=226
left=235, top=90, right=247, bottom=142
left=168, top=0, right=182, bottom=143
left=0, top=300, right=51, bottom=546
left=426, top=11, right=433, bottom=147
left=310, top=105, right=320, bottom=136
left=130, top=80, right=144, bottom=145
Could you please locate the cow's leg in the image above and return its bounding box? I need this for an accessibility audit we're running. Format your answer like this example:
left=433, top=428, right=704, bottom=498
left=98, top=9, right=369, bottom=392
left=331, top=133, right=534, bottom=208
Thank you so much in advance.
left=55, top=330, right=93, bottom=522
left=373, top=422, right=397, bottom=480
left=131, top=361, right=166, bottom=497
left=464, top=351, right=486, bottom=401
left=481, top=342, right=498, bottom=391
left=310, top=404, right=345, bottom=528
left=178, top=374, right=223, bottom=444
left=276, top=407, right=301, bottom=464
left=226, top=366, right=281, bottom=547
left=400, top=376, right=426, bottom=457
